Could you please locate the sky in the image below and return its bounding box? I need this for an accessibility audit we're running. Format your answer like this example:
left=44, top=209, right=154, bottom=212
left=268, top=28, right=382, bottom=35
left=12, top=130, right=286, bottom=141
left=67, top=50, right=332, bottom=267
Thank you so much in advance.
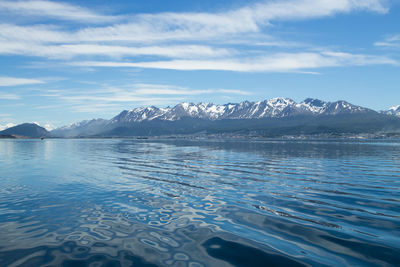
left=0, top=0, right=399, bottom=130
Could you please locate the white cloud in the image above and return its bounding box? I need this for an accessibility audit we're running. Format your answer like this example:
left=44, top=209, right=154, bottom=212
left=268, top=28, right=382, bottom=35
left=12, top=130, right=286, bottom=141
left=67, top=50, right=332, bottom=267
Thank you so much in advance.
left=320, top=51, right=398, bottom=66
left=374, top=34, right=400, bottom=48
left=57, top=44, right=230, bottom=59
left=0, top=0, right=393, bottom=73
left=133, top=88, right=211, bottom=96
left=89, top=0, right=386, bottom=41
left=0, top=93, right=20, bottom=100
left=60, top=94, right=181, bottom=103
left=39, top=83, right=251, bottom=113
left=68, top=103, right=124, bottom=113
left=0, top=24, right=70, bottom=44
left=0, top=76, right=45, bottom=87
left=251, top=0, right=388, bottom=22
left=131, top=86, right=250, bottom=96
left=56, top=84, right=249, bottom=102
left=0, top=0, right=388, bottom=27
left=43, top=123, right=55, bottom=131
left=51, top=0, right=388, bottom=43
left=0, top=40, right=231, bottom=59
left=217, top=89, right=252, bottom=95
left=72, top=52, right=398, bottom=72
left=0, top=123, right=15, bottom=131
left=0, top=0, right=390, bottom=46
left=33, top=121, right=55, bottom=130
left=0, top=0, right=117, bottom=23
left=0, top=23, right=233, bottom=60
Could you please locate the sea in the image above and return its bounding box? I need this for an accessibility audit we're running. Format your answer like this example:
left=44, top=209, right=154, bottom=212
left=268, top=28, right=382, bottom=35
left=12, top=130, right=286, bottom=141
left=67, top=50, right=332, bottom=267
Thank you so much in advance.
left=0, top=139, right=399, bottom=266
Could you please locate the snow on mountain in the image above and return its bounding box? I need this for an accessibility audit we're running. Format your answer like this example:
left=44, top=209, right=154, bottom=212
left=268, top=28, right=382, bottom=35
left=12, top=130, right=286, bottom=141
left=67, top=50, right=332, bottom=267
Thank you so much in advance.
left=111, top=102, right=229, bottom=123
left=53, top=98, right=372, bottom=136
left=383, top=105, right=400, bottom=116
left=300, top=98, right=328, bottom=114
left=106, top=97, right=370, bottom=124
left=111, top=107, right=167, bottom=123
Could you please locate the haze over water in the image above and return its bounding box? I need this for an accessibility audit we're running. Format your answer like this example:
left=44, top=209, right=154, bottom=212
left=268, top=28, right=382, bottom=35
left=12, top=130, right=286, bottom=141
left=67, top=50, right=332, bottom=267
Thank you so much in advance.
left=0, top=139, right=399, bottom=266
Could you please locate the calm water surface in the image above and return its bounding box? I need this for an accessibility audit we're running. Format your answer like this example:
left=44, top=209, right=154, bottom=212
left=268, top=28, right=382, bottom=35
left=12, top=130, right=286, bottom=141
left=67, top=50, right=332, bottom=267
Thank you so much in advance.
left=0, top=139, right=399, bottom=266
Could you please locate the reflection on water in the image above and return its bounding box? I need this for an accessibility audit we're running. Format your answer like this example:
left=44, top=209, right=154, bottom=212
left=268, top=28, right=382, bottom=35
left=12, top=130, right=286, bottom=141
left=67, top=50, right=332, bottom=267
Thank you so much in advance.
left=0, top=139, right=399, bottom=266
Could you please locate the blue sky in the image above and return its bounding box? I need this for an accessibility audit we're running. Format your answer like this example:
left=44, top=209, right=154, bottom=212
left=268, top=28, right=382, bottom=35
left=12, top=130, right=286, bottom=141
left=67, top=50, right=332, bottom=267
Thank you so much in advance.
left=0, top=0, right=399, bottom=129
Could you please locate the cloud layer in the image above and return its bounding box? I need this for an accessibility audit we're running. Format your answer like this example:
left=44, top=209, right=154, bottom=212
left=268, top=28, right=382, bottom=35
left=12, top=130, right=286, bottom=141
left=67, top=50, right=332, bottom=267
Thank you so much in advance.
left=0, top=0, right=395, bottom=73
left=72, top=52, right=397, bottom=72
left=0, top=0, right=117, bottom=23
left=0, top=76, right=45, bottom=87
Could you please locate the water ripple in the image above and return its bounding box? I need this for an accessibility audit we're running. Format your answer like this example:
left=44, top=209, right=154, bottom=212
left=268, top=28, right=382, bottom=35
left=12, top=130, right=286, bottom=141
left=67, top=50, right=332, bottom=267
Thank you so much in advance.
left=0, top=139, right=399, bottom=266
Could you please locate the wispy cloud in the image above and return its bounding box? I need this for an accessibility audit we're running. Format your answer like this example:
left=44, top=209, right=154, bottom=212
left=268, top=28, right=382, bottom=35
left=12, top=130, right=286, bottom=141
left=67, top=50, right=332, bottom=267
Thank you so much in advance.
left=0, top=93, right=21, bottom=100
left=61, top=0, right=389, bottom=42
left=0, top=122, right=15, bottom=131
left=0, top=76, right=45, bottom=87
left=217, top=89, right=252, bottom=95
left=374, top=34, right=400, bottom=48
left=0, top=0, right=392, bottom=71
left=32, top=121, right=55, bottom=130
left=1, top=0, right=389, bottom=41
left=68, top=103, right=124, bottom=113
left=52, top=83, right=250, bottom=102
left=0, top=40, right=231, bottom=59
left=251, top=0, right=388, bottom=21
left=38, top=83, right=251, bottom=114
left=127, top=84, right=250, bottom=96
left=0, top=0, right=118, bottom=23
left=72, top=52, right=398, bottom=72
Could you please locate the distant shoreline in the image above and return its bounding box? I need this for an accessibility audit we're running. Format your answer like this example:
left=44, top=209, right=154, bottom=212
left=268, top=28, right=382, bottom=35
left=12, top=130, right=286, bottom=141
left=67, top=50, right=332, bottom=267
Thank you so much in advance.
left=2, top=133, right=400, bottom=141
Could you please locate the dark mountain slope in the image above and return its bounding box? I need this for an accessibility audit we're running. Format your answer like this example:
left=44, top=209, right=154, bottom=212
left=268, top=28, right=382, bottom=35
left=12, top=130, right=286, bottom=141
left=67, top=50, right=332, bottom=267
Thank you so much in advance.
left=0, top=123, right=49, bottom=138
left=95, top=112, right=400, bottom=138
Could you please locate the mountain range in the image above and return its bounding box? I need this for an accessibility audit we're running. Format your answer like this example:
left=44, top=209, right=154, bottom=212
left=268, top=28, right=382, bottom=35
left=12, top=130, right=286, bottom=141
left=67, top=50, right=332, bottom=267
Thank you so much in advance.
left=2, top=98, right=400, bottom=138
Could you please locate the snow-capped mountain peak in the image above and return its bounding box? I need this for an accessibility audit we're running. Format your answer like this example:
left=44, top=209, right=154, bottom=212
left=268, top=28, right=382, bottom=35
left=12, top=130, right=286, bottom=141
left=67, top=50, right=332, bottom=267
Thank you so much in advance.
left=105, top=98, right=372, bottom=124
left=300, top=98, right=328, bottom=114
left=267, top=97, right=295, bottom=106
left=53, top=97, right=375, bottom=137
left=383, top=105, right=400, bottom=116
left=389, top=105, right=400, bottom=112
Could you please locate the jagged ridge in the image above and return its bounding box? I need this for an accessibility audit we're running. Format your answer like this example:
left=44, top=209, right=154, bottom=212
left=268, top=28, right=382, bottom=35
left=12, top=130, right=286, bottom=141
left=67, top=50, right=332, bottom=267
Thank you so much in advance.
left=110, top=98, right=370, bottom=123
left=49, top=97, right=382, bottom=137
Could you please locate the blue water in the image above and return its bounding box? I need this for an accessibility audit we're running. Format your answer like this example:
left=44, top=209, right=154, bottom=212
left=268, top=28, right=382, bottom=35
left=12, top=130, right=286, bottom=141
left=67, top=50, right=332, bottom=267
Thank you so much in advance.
left=0, top=139, right=399, bottom=266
